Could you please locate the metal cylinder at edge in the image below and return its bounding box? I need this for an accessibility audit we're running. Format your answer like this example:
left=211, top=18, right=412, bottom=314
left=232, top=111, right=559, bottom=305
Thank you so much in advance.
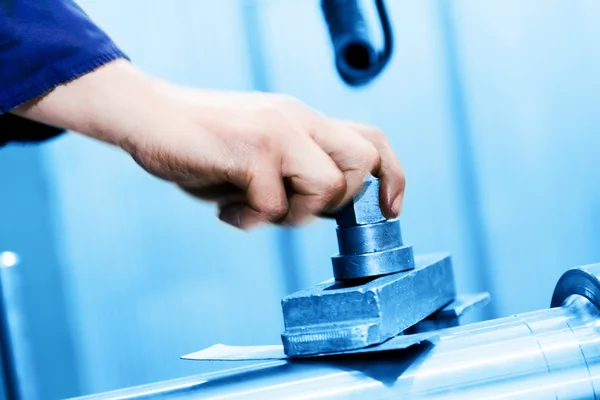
left=74, top=264, right=600, bottom=400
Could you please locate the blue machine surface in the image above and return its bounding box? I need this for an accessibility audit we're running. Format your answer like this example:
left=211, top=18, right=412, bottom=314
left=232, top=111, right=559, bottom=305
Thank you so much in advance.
left=2, top=0, right=600, bottom=398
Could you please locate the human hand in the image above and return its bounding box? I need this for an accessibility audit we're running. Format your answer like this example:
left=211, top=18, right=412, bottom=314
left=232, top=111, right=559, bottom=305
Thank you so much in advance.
left=13, top=60, right=405, bottom=229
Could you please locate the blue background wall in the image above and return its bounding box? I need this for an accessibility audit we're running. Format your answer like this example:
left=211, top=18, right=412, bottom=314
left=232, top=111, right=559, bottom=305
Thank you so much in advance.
left=1, top=0, right=600, bottom=398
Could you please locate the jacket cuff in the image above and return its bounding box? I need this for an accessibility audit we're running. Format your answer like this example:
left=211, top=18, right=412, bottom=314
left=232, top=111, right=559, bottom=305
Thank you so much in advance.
left=0, top=114, right=64, bottom=147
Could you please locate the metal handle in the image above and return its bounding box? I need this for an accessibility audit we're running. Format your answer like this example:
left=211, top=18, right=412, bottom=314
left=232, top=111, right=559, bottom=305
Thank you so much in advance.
left=332, top=179, right=414, bottom=281
left=321, top=0, right=394, bottom=86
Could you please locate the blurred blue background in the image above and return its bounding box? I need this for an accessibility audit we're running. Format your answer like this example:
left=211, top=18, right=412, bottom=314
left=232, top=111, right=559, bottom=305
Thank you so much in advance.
left=2, top=0, right=600, bottom=398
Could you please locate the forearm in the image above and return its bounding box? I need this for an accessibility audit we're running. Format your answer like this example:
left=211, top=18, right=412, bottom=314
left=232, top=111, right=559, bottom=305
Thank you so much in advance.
left=11, top=60, right=158, bottom=147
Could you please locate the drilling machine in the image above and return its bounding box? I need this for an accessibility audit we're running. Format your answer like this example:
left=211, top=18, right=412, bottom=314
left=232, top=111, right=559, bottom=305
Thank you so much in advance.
left=75, top=1, right=600, bottom=399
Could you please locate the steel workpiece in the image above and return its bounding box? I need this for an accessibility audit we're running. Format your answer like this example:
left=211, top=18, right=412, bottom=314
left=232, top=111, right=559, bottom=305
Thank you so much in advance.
left=74, top=263, right=600, bottom=400
left=334, top=179, right=386, bottom=228
left=281, top=253, right=456, bottom=356
left=331, top=221, right=415, bottom=280
left=280, top=178, right=454, bottom=357
left=332, top=179, right=414, bottom=281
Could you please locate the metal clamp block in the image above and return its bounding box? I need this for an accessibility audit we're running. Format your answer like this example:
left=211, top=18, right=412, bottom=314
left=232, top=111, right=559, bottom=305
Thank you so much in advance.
left=281, top=253, right=457, bottom=356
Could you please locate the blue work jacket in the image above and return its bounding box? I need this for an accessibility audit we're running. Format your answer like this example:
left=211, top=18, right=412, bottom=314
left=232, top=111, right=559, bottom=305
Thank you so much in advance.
left=0, top=0, right=127, bottom=146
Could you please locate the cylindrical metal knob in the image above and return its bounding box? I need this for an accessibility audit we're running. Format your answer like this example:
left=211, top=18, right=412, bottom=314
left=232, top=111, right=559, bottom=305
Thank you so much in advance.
left=331, top=179, right=414, bottom=281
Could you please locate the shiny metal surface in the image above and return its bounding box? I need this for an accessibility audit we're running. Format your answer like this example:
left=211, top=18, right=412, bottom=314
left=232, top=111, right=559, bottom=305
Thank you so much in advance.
left=75, top=294, right=600, bottom=400
left=334, top=179, right=386, bottom=228
left=333, top=179, right=414, bottom=280
left=331, top=239, right=415, bottom=281
left=552, top=263, right=600, bottom=308
left=409, top=292, right=491, bottom=333
left=281, top=253, right=456, bottom=356
left=335, top=220, right=403, bottom=255
left=280, top=178, right=454, bottom=357
left=0, top=252, right=20, bottom=400
left=436, top=292, right=491, bottom=318
left=75, top=263, right=600, bottom=399
left=281, top=179, right=456, bottom=356
left=182, top=331, right=438, bottom=361
left=0, top=251, right=35, bottom=400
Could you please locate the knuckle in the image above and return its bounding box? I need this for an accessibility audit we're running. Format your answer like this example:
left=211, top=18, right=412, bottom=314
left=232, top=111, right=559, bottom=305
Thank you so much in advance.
left=345, top=139, right=380, bottom=174
left=248, top=131, right=277, bottom=155
left=363, top=143, right=381, bottom=170
left=363, top=125, right=388, bottom=144
left=256, top=102, right=288, bottom=124
left=261, top=201, right=288, bottom=220
left=329, top=169, right=347, bottom=190
left=274, top=94, right=319, bottom=121
left=320, top=169, right=346, bottom=202
left=258, top=94, right=320, bottom=132
left=250, top=94, right=296, bottom=122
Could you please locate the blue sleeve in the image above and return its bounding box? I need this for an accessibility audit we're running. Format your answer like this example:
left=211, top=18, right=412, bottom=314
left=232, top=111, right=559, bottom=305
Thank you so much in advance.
left=0, top=0, right=129, bottom=146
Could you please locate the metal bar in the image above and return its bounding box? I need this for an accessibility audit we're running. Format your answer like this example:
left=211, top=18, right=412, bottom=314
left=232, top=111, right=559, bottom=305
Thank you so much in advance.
left=73, top=293, right=600, bottom=399
left=0, top=252, right=21, bottom=400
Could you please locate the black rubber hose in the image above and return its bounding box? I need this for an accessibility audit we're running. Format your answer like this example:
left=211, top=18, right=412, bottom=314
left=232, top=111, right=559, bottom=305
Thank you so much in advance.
left=321, top=0, right=394, bottom=86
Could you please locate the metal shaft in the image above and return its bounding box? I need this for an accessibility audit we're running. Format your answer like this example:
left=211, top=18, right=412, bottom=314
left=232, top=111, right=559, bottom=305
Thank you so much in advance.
left=75, top=293, right=600, bottom=399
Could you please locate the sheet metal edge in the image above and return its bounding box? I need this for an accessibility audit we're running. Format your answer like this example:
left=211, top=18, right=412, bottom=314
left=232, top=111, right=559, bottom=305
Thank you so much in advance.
left=181, top=331, right=439, bottom=361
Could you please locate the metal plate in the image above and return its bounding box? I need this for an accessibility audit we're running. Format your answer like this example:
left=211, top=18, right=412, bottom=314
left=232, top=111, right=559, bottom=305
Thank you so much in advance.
left=181, top=331, right=439, bottom=361
left=437, top=292, right=490, bottom=318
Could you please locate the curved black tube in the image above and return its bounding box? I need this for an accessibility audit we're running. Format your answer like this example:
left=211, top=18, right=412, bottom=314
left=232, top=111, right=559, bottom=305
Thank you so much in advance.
left=321, top=0, right=394, bottom=86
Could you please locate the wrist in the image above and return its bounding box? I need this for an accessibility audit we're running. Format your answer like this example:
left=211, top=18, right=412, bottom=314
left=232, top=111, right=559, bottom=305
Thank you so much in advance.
left=12, top=59, right=161, bottom=148
left=84, top=61, right=165, bottom=146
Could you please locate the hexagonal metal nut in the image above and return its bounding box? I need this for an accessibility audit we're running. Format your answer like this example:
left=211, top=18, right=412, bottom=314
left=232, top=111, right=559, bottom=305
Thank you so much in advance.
left=335, top=179, right=386, bottom=227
